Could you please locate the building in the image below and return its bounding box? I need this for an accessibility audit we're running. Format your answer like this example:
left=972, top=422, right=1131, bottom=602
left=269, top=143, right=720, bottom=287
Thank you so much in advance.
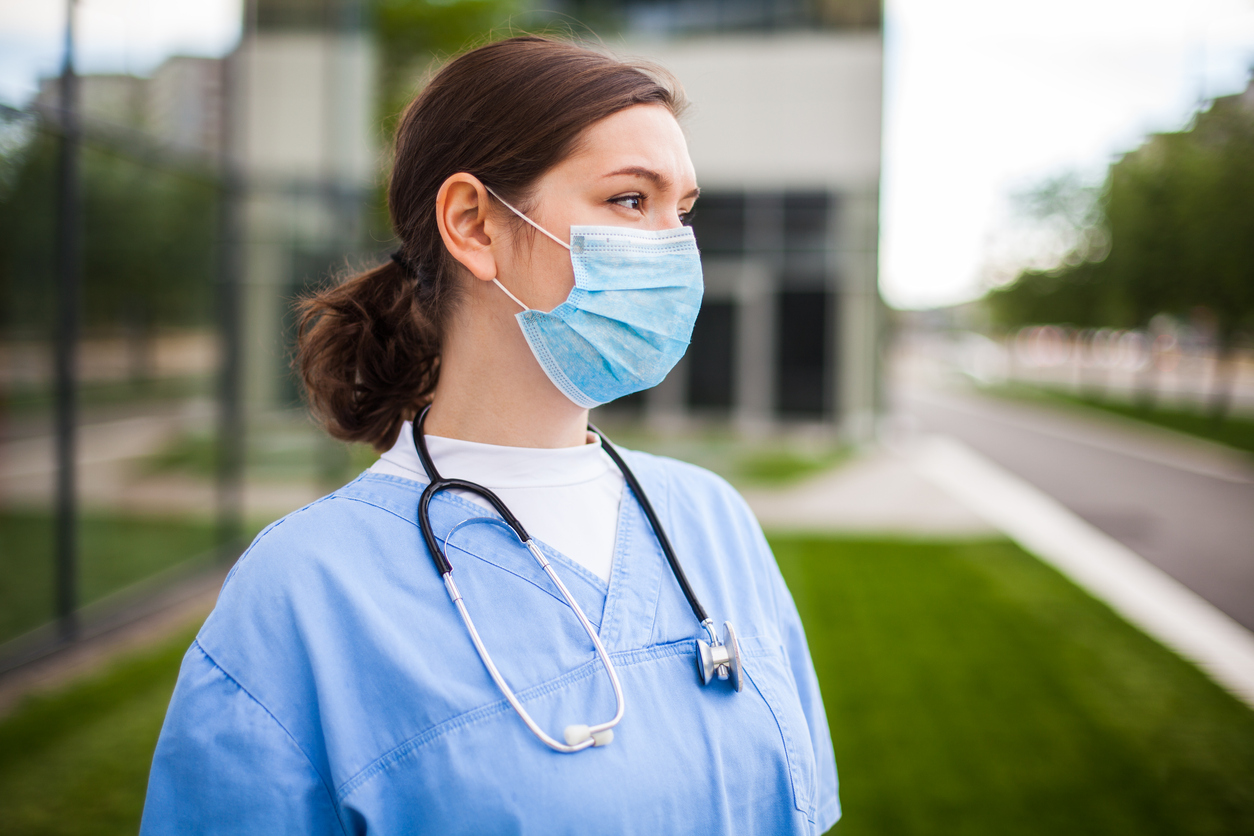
left=36, top=57, right=223, bottom=163
left=36, top=72, right=147, bottom=133
left=229, top=0, right=377, bottom=411
left=213, top=0, right=883, bottom=433
left=598, top=13, right=883, bottom=440
left=148, top=57, right=224, bottom=161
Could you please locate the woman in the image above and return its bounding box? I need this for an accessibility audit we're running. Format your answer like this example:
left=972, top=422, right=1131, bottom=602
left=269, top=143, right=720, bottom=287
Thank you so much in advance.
left=142, top=36, right=839, bottom=835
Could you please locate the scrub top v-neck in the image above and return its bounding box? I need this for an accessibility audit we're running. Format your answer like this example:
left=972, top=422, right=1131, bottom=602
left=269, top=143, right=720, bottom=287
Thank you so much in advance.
left=140, top=448, right=840, bottom=835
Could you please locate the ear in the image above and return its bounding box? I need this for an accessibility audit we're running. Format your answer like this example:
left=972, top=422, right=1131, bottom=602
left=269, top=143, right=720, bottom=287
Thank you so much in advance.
left=435, top=173, right=498, bottom=282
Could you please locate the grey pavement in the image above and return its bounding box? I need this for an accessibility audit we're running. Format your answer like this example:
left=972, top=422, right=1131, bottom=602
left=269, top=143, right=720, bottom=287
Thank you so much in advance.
left=893, top=383, right=1254, bottom=632
left=743, top=445, right=997, bottom=537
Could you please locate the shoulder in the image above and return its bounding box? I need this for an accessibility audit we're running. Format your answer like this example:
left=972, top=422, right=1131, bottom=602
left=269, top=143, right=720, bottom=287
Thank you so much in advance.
left=219, top=473, right=423, bottom=590
left=196, top=472, right=441, bottom=678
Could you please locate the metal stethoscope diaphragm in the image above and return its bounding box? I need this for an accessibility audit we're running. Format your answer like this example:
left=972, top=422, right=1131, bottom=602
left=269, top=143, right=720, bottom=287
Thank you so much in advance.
left=412, top=406, right=742, bottom=754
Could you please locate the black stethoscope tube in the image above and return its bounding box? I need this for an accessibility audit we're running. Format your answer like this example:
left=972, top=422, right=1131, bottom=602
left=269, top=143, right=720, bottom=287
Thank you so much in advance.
left=588, top=423, right=710, bottom=627
left=410, top=405, right=710, bottom=629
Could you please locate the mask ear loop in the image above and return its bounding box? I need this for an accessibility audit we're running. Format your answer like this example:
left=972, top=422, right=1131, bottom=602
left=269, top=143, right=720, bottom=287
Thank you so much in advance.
left=483, top=185, right=572, bottom=251
left=491, top=277, right=532, bottom=313
left=482, top=184, right=574, bottom=314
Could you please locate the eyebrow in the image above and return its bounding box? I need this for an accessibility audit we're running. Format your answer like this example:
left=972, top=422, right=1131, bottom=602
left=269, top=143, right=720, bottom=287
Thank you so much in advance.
left=603, top=166, right=701, bottom=200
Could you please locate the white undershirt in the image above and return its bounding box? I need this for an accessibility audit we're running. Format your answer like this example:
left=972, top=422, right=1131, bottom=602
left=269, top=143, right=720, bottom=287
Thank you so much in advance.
left=369, top=421, right=625, bottom=584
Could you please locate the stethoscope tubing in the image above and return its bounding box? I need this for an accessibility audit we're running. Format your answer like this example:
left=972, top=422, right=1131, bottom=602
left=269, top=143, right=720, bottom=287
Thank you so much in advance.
left=591, top=424, right=713, bottom=633
left=410, top=405, right=731, bottom=752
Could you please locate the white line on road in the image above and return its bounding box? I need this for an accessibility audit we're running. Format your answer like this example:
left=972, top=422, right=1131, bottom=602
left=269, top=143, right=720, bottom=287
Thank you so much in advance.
left=908, top=388, right=1254, bottom=484
left=910, top=434, right=1254, bottom=711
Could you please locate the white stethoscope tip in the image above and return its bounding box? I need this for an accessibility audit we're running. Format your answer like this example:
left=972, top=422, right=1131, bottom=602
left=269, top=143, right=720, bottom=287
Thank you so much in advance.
left=563, top=724, right=614, bottom=747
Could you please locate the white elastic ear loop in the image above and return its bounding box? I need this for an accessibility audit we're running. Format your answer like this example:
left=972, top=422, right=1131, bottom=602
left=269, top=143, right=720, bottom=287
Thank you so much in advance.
left=491, top=278, right=532, bottom=312
left=483, top=185, right=572, bottom=251
left=483, top=184, right=571, bottom=313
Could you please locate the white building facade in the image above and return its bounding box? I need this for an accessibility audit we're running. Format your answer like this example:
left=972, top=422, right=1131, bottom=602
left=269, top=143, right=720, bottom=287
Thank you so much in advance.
left=610, top=32, right=883, bottom=439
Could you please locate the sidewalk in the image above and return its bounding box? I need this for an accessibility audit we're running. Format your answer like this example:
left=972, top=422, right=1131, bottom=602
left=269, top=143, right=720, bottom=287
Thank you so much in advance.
left=743, top=445, right=997, bottom=537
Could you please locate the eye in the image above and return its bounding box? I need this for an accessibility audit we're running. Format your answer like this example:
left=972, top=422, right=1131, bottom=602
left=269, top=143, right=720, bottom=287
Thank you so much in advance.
left=609, top=193, right=644, bottom=211
left=679, top=208, right=695, bottom=227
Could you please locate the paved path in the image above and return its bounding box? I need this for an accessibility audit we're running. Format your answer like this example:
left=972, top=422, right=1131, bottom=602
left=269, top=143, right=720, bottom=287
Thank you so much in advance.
left=743, top=446, right=997, bottom=537
left=893, top=384, right=1254, bottom=632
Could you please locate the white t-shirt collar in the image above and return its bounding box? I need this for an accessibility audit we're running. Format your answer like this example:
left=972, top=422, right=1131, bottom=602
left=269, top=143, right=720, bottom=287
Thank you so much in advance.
left=374, top=420, right=615, bottom=489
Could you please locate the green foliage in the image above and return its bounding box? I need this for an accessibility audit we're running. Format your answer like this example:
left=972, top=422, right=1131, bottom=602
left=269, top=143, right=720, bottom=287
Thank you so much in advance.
left=589, top=424, right=849, bottom=488
left=735, top=445, right=850, bottom=484
left=986, top=260, right=1116, bottom=329
left=3, top=374, right=213, bottom=418
left=5, top=537, right=1254, bottom=834
left=0, top=132, right=218, bottom=337
left=373, top=0, right=529, bottom=127
left=145, top=424, right=375, bottom=486
left=988, top=86, right=1254, bottom=346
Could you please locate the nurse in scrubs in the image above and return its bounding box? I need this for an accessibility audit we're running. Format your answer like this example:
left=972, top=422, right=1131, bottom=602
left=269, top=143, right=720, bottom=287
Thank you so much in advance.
left=142, top=35, right=839, bottom=835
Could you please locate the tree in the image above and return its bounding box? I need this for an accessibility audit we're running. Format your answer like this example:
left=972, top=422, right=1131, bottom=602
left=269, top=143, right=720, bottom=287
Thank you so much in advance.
left=1180, top=94, right=1254, bottom=417
left=985, top=78, right=1254, bottom=418
left=0, top=129, right=218, bottom=339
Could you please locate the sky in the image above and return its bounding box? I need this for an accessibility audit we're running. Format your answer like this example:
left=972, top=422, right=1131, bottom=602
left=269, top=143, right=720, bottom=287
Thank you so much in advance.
left=0, top=0, right=240, bottom=103
left=881, top=0, right=1254, bottom=308
left=1, top=0, right=1253, bottom=309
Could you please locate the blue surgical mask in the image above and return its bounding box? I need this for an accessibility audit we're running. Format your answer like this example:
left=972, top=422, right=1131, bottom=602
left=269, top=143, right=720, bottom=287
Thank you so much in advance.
left=485, top=187, right=704, bottom=408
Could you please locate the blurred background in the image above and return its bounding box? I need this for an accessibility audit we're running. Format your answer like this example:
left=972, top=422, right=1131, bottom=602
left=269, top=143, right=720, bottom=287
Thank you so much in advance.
left=0, top=0, right=1252, bottom=833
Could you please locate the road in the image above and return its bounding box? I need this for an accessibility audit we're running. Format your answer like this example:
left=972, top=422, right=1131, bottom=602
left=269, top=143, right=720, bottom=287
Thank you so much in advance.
left=893, top=383, right=1254, bottom=632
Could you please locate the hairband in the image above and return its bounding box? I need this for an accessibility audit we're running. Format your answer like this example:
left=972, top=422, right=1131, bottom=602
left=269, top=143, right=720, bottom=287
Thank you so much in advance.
left=390, top=250, right=417, bottom=278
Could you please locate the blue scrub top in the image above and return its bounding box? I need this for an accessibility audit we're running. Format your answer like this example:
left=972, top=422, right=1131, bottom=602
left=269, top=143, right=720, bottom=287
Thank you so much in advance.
left=141, top=450, right=840, bottom=835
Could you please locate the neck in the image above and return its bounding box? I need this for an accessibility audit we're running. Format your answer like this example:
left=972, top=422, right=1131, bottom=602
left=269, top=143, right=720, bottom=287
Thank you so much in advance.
left=424, top=278, right=590, bottom=448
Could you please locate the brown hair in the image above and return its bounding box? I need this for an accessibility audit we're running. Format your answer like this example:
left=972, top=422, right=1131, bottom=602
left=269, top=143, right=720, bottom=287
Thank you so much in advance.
left=296, top=36, right=685, bottom=450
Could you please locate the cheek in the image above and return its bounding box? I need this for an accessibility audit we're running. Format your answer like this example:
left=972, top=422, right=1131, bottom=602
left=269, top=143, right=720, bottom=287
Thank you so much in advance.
left=527, top=243, right=576, bottom=312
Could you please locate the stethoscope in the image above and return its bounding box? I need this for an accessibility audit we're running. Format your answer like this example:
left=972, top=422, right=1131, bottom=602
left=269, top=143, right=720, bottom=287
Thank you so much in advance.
left=412, top=405, right=742, bottom=754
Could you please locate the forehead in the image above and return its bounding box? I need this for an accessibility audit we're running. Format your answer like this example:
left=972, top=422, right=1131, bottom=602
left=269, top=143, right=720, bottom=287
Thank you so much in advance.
left=559, top=104, right=697, bottom=186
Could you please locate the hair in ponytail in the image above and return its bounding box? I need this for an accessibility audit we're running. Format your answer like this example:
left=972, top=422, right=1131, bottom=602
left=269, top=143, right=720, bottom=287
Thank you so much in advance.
left=296, top=35, right=684, bottom=451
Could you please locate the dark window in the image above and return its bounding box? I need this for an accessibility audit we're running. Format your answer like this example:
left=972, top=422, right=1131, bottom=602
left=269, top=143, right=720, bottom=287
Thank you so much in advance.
left=690, top=193, right=744, bottom=256
left=783, top=191, right=830, bottom=253
left=782, top=191, right=832, bottom=283
left=775, top=290, right=832, bottom=417
left=686, top=300, right=736, bottom=410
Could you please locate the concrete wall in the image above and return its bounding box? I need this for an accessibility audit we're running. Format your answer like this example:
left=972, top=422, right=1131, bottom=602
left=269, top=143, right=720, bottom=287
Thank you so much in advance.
left=621, top=32, right=883, bottom=440
left=625, top=33, right=881, bottom=192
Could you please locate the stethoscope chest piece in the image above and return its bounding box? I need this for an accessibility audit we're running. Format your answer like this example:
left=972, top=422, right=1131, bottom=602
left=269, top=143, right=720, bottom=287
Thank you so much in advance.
left=697, top=621, right=743, bottom=692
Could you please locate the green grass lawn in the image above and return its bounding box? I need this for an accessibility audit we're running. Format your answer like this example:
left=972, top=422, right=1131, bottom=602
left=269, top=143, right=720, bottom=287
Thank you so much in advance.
left=988, top=383, right=1254, bottom=456
left=0, top=512, right=219, bottom=645
left=0, top=625, right=196, bottom=835
left=774, top=537, right=1254, bottom=835
left=1, top=536, right=1252, bottom=834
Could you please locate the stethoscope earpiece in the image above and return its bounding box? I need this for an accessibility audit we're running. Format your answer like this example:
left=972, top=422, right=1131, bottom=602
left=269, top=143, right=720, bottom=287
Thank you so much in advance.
left=696, top=621, right=743, bottom=692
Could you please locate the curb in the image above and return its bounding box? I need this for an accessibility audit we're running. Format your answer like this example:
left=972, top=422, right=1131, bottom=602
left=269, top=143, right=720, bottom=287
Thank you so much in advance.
left=908, top=434, right=1254, bottom=711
